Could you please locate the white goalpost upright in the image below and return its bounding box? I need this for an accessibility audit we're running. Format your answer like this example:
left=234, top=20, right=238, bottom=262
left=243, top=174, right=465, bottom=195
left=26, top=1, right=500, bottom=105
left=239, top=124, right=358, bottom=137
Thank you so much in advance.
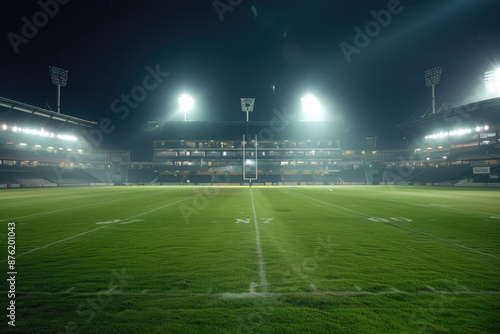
left=241, top=98, right=257, bottom=186
left=243, top=134, right=258, bottom=186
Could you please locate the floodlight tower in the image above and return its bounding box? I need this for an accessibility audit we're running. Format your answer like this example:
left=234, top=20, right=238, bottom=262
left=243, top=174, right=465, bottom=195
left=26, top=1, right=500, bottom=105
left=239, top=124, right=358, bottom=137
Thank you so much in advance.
left=240, top=98, right=255, bottom=122
left=425, top=66, right=442, bottom=115
left=178, top=94, right=194, bottom=121
left=49, top=66, right=69, bottom=114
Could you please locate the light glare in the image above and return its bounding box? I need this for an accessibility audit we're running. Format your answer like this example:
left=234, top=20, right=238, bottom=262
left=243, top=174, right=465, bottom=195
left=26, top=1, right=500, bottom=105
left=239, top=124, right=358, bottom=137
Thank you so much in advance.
left=178, top=94, right=194, bottom=112
left=301, top=94, right=322, bottom=121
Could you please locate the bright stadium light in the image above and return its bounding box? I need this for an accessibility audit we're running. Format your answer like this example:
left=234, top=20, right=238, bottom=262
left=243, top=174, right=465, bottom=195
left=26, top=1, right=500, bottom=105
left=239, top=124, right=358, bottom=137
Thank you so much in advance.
left=425, top=66, right=442, bottom=115
left=301, top=94, right=322, bottom=121
left=57, top=134, right=78, bottom=142
left=484, top=68, right=500, bottom=97
left=178, top=94, right=194, bottom=121
left=423, top=126, right=491, bottom=140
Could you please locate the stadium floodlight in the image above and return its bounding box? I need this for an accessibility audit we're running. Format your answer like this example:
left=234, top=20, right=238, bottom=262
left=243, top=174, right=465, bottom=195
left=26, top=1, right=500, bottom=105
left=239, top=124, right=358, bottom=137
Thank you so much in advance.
left=425, top=66, right=442, bottom=115
left=178, top=94, right=194, bottom=121
left=49, top=66, right=69, bottom=114
left=301, top=94, right=321, bottom=121
left=240, top=98, right=255, bottom=122
left=484, top=68, right=500, bottom=97
left=424, top=127, right=479, bottom=140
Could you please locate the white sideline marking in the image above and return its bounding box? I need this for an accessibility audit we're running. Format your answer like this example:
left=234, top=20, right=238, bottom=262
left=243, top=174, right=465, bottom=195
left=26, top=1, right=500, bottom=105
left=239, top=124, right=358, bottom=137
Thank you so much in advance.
left=410, top=203, right=499, bottom=217
left=13, top=289, right=500, bottom=298
left=250, top=187, right=268, bottom=293
left=120, top=219, right=144, bottom=225
left=289, top=190, right=500, bottom=261
left=96, top=220, right=121, bottom=225
left=2, top=196, right=194, bottom=261
left=95, top=219, right=144, bottom=225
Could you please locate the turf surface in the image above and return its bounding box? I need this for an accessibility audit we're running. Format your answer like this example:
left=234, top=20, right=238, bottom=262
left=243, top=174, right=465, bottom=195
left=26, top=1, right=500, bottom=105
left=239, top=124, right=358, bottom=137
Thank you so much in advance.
left=1, top=185, right=499, bottom=333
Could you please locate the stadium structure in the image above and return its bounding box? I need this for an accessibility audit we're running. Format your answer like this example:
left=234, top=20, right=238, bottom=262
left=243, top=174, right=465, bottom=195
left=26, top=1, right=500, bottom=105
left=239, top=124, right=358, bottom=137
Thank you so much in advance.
left=1, top=93, right=500, bottom=188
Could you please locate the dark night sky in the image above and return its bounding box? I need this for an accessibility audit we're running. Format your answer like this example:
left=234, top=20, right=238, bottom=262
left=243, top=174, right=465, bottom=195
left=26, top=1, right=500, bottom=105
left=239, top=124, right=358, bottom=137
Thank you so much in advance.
left=1, top=0, right=499, bottom=157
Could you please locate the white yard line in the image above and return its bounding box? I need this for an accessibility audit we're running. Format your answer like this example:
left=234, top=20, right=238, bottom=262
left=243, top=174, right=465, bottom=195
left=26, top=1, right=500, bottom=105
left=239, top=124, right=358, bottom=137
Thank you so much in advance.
left=124, top=196, right=196, bottom=221
left=7, top=226, right=110, bottom=260
left=289, top=189, right=500, bottom=261
left=250, top=187, right=268, bottom=293
left=2, top=195, right=195, bottom=261
left=11, top=289, right=500, bottom=298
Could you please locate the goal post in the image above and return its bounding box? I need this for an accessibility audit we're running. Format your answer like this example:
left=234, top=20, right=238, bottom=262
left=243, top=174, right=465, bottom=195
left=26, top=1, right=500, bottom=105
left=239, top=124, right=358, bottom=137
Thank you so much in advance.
left=243, top=134, right=258, bottom=184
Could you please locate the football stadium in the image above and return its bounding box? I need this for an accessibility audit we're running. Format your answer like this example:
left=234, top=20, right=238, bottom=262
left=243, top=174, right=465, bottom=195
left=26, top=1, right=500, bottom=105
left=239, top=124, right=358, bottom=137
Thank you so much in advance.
left=1, top=1, right=500, bottom=333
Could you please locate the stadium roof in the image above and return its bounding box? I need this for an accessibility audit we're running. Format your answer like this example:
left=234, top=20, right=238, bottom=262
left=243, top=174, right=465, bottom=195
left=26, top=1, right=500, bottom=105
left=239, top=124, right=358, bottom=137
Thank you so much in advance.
left=0, top=96, right=97, bottom=129
left=397, top=97, right=500, bottom=135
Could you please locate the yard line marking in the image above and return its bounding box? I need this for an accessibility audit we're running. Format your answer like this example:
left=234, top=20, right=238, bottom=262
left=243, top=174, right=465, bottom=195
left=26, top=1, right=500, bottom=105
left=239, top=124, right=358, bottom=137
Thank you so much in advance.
left=0, top=191, right=162, bottom=222
left=5, top=226, right=110, bottom=260
left=374, top=220, right=500, bottom=260
left=409, top=203, right=500, bottom=218
left=250, top=187, right=268, bottom=293
left=288, top=189, right=371, bottom=218
left=123, top=196, right=196, bottom=221
left=287, top=189, right=500, bottom=261
left=2, top=196, right=195, bottom=261
left=11, top=289, right=500, bottom=298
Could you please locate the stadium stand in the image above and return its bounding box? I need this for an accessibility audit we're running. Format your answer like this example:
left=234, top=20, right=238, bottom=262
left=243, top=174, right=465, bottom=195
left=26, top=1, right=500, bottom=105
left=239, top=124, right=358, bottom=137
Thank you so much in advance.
left=407, top=165, right=472, bottom=184
left=156, top=174, right=185, bottom=183
left=1, top=97, right=499, bottom=188
left=127, top=169, right=158, bottom=184
left=337, top=168, right=368, bottom=183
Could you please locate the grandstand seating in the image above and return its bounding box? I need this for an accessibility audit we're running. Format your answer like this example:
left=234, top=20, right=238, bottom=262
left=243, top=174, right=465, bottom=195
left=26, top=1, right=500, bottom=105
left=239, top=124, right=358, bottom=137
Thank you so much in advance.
left=156, top=174, right=185, bottom=183
left=127, top=169, right=158, bottom=183
left=185, top=174, right=213, bottom=184
left=337, top=168, right=367, bottom=183
left=407, top=165, right=471, bottom=184
left=315, top=174, right=341, bottom=184
left=81, top=168, right=112, bottom=183
left=0, top=169, right=52, bottom=185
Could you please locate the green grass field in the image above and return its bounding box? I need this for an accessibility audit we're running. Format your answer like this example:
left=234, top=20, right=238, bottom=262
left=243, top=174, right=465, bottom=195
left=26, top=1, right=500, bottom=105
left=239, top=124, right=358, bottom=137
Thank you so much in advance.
left=1, top=185, right=499, bottom=333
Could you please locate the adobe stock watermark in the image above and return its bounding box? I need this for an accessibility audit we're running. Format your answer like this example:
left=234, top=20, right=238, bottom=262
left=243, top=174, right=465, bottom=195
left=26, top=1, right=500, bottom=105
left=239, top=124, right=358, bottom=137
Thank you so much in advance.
left=7, top=0, right=70, bottom=54
left=59, top=268, right=135, bottom=334
left=282, top=235, right=337, bottom=284
left=52, top=63, right=169, bottom=184
left=236, top=298, right=274, bottom=334
left=83, top=64, right=170, bottom=147
left=213, top=0, right=243, bottom=22
left=339, top=0, right=406, bottom=64
left=405, top=279, right=467, bottom=333
left=178, top=181, right=229, bottom=224
left=257, top=107, right=295, bottom=142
